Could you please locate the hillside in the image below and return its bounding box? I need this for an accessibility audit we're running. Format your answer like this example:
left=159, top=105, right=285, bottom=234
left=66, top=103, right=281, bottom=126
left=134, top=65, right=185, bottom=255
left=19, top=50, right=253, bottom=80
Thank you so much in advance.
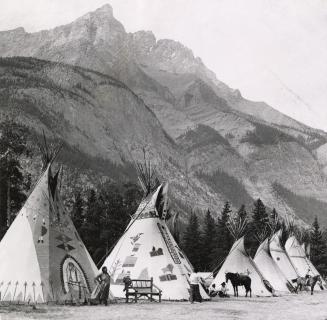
left=0, top=4, right=327, bottom=226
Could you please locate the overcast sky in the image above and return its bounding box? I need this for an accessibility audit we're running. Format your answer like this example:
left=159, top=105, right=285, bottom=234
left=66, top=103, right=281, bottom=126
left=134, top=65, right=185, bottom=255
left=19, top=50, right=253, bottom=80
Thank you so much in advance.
left=1, top=0, right=327, bottom=131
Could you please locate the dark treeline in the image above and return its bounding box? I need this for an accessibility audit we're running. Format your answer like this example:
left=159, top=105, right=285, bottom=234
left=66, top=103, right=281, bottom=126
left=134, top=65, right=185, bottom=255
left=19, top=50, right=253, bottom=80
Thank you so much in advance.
left=181, top=199, right=327, bottom=276
left=70, top=183, right=142, bottom=265
left=1, top=120, right=327, bottom=275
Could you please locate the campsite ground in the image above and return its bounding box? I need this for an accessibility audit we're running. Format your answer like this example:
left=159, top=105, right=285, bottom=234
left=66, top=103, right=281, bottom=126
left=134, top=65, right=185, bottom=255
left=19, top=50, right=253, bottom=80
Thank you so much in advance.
left=1, top=291, right=327, bottom=320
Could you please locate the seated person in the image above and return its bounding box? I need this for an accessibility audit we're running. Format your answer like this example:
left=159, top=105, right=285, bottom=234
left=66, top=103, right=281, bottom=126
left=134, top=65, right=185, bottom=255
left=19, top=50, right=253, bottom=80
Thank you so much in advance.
left=122, top=272, right=132, bottom=292
left=208, top=283, right=218, bottom=297
left=218, top=282, right=230, bottom=298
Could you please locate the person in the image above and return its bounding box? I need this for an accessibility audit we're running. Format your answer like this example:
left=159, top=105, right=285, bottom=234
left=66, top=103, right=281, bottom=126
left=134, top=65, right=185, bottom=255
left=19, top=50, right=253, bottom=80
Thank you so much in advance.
left=189, top=270, right=202, bottom=303
left=218, top=282, right=229, bottom=298
left=94, top=266, right=111, bottom=306
left=123, top=271, right=132, bottom=292
left=208, top=283, right=218, bottom=297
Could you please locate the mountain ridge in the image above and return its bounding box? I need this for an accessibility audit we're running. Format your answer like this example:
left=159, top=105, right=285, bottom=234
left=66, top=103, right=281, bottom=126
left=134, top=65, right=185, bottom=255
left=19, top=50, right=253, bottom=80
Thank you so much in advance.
left=0, top=4, right=327, bottom=226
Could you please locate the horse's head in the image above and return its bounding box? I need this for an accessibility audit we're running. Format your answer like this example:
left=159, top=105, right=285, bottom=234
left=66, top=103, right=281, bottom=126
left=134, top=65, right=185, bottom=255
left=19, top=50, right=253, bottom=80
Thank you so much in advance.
left=225, top=272, right=231, bottom=283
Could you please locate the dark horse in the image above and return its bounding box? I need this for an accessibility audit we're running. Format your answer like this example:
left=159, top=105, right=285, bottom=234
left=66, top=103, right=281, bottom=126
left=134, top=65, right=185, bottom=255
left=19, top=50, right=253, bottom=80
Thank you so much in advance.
left=292, top=275, right=323, bottom=295
left=226, top=272, right=252, bottom=297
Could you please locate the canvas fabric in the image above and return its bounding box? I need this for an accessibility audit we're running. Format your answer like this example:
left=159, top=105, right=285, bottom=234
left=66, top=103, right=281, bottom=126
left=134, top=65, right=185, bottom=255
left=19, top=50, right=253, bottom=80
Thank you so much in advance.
left=285, top=236, right=326, bottom=288
left=210, top=237, right=272, bottom=297
left=269, top=231, right=299, bottom=283
left=254, top=239, right=291, bottom=293
left=0, top=164, right=102, bottom=303
left=102, top=184, right=209, bottom=300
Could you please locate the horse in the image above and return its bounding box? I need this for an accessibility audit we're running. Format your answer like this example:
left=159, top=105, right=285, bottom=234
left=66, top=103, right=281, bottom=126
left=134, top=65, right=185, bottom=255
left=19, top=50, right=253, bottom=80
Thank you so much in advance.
left=225, top=272, right=252, bottom=297
left=292, top=275, right=323, bottom=295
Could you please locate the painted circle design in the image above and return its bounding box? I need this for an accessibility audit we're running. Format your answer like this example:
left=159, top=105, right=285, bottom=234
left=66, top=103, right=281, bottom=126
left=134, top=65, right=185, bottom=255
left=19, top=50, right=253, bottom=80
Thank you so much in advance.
left=61, top=256, right=90, bottom=294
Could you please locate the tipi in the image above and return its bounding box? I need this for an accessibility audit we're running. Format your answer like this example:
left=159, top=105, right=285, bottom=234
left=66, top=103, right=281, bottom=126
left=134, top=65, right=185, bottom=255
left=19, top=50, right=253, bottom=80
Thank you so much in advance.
left=254, top=238, right=293, bottom=293
left=0, top=145, right=101, bottom=303
left=285, top=236, right=326, bottom=288
left=210, top=237, right=273, bottom=296
left=101, top=159, right=208, bottom=300
left=269, top=230, right=299, bottom=284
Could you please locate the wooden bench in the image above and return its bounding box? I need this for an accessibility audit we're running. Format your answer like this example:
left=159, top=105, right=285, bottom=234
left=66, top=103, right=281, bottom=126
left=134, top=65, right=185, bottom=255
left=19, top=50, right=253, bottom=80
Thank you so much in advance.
left=125, top=278, right=162, bottom=303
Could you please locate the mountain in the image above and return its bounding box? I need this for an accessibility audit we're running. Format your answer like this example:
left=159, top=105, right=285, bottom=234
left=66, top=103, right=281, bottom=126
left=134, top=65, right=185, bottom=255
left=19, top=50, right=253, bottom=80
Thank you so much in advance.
left=0, top=4, right=327, bottom=226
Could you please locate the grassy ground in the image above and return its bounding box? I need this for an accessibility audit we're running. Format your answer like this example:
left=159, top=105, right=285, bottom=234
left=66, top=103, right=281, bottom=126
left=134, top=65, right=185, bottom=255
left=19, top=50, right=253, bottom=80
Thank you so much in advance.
left=1, top=291, right=327, bottom=320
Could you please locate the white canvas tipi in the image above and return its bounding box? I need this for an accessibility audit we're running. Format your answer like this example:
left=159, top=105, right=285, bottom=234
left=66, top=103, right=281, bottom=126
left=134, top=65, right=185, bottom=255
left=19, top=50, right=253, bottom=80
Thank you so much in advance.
left=269, top=230, right=299, bottom=284
left=101, top=182, right=208, bottom=300
left=0, top=152, right=101, bottom=303
left=210, top=237, right=273, bottom=296
left=285, top=236, right=326, bottom=288
left=254, top=238, right=292, bottom=293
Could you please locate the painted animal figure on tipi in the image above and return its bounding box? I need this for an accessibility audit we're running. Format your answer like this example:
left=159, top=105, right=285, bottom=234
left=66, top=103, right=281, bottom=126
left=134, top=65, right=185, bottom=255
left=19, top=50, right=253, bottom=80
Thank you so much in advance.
left=225, top=272, right=252, bottom=297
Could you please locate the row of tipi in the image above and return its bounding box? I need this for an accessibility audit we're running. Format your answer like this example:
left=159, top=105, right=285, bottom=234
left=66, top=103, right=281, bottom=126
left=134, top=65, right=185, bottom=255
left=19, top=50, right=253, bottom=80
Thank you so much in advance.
left=210, top=229, right=326, bottom=296
left=0, top=144, right=324, bottom=303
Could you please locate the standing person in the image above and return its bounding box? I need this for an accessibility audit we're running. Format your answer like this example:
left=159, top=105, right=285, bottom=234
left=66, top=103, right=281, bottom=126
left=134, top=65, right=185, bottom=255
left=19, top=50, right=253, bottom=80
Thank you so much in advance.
left=189, top=269, right=202, bottom=303
left=94, top=266, right=111, bottom=306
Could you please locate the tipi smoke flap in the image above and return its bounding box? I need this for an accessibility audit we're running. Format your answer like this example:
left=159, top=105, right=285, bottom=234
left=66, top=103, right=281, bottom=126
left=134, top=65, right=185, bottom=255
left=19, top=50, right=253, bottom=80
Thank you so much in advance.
left=0, top=144, right=101, bottom=303
left=101, top=155, right=208, bottom=300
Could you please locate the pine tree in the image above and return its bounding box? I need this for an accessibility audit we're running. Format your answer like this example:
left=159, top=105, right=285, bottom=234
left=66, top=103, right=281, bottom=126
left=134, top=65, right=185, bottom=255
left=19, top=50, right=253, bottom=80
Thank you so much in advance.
left=81, top=189, right=102, bottom=262
left=182, top=211, right=202, bottom=270
left=247, top=199, right=269, bottom=256
left=201, top=209, right=216, bottom=271
left=71, top=191, right=84, bottom=230
left=310, top=217, right=327, bottom=275
left=0, top=120, right=30, bottom=238
left=210, top=202, right=234, bottom=270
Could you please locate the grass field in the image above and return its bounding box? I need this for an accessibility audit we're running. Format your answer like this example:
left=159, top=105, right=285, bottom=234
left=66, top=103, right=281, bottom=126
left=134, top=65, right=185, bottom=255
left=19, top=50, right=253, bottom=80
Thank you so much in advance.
left=0, top=291, right=327, bottom=320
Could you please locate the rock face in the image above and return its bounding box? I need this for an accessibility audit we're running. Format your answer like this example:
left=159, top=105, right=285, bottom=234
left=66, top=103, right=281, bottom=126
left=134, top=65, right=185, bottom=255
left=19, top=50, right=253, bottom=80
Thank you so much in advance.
left=0, top=4, right=327, bottom=225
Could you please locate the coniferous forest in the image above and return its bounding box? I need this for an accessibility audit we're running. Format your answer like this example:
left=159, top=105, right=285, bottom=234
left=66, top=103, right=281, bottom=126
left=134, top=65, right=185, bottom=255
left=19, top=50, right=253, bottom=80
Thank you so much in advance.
left=1, top=121, right=327, bottom=275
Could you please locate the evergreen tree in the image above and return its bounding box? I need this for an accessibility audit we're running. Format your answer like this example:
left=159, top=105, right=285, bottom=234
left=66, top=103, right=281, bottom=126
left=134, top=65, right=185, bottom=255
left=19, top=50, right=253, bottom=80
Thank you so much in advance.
left=201, top=209, right=217, bottom=271
left=80, top=189, right=102, bottom=262
left=71, top=191, right=84, bottom=230
left=182, top=211, right=202, bottom=270
left=310, top=217, right=327, bottom=275
left=210, top=202, right=234, bottom=270
left=247, top=199, right=269, bottom=256
left=0, top=120, right=30, bottom=238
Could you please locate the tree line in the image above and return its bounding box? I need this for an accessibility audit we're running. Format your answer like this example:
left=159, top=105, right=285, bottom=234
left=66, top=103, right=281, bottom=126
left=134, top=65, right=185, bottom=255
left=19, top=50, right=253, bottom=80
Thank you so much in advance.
left=0, top=120, right=327, bottom=275
left=181, top=200, right=327, bottom=276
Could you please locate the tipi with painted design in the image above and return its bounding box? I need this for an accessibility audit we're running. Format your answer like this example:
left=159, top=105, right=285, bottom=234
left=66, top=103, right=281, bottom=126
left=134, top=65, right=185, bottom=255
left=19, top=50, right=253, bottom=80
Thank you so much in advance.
left=101, top=159, right=208, bottom=300
left=0, top=142, right=101, bottom=303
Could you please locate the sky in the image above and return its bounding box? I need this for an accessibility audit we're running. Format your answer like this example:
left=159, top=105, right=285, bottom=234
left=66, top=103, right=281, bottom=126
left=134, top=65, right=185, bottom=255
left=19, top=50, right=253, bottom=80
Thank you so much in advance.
left=1, top=0, right=327, bottom=131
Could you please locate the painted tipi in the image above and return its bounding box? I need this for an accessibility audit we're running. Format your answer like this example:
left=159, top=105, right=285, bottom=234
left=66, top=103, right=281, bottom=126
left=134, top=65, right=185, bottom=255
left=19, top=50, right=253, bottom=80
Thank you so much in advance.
left=254, top=238, right=293, bottom=293
left=101, top=161, right=208, bottom=300
left=269, top=230, right=299, bottom=283
left=210, top=237, right=273, bottom=296
left=285, top=236, right=326, bottom=288
left=0, top=147, right=100, bottom=303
